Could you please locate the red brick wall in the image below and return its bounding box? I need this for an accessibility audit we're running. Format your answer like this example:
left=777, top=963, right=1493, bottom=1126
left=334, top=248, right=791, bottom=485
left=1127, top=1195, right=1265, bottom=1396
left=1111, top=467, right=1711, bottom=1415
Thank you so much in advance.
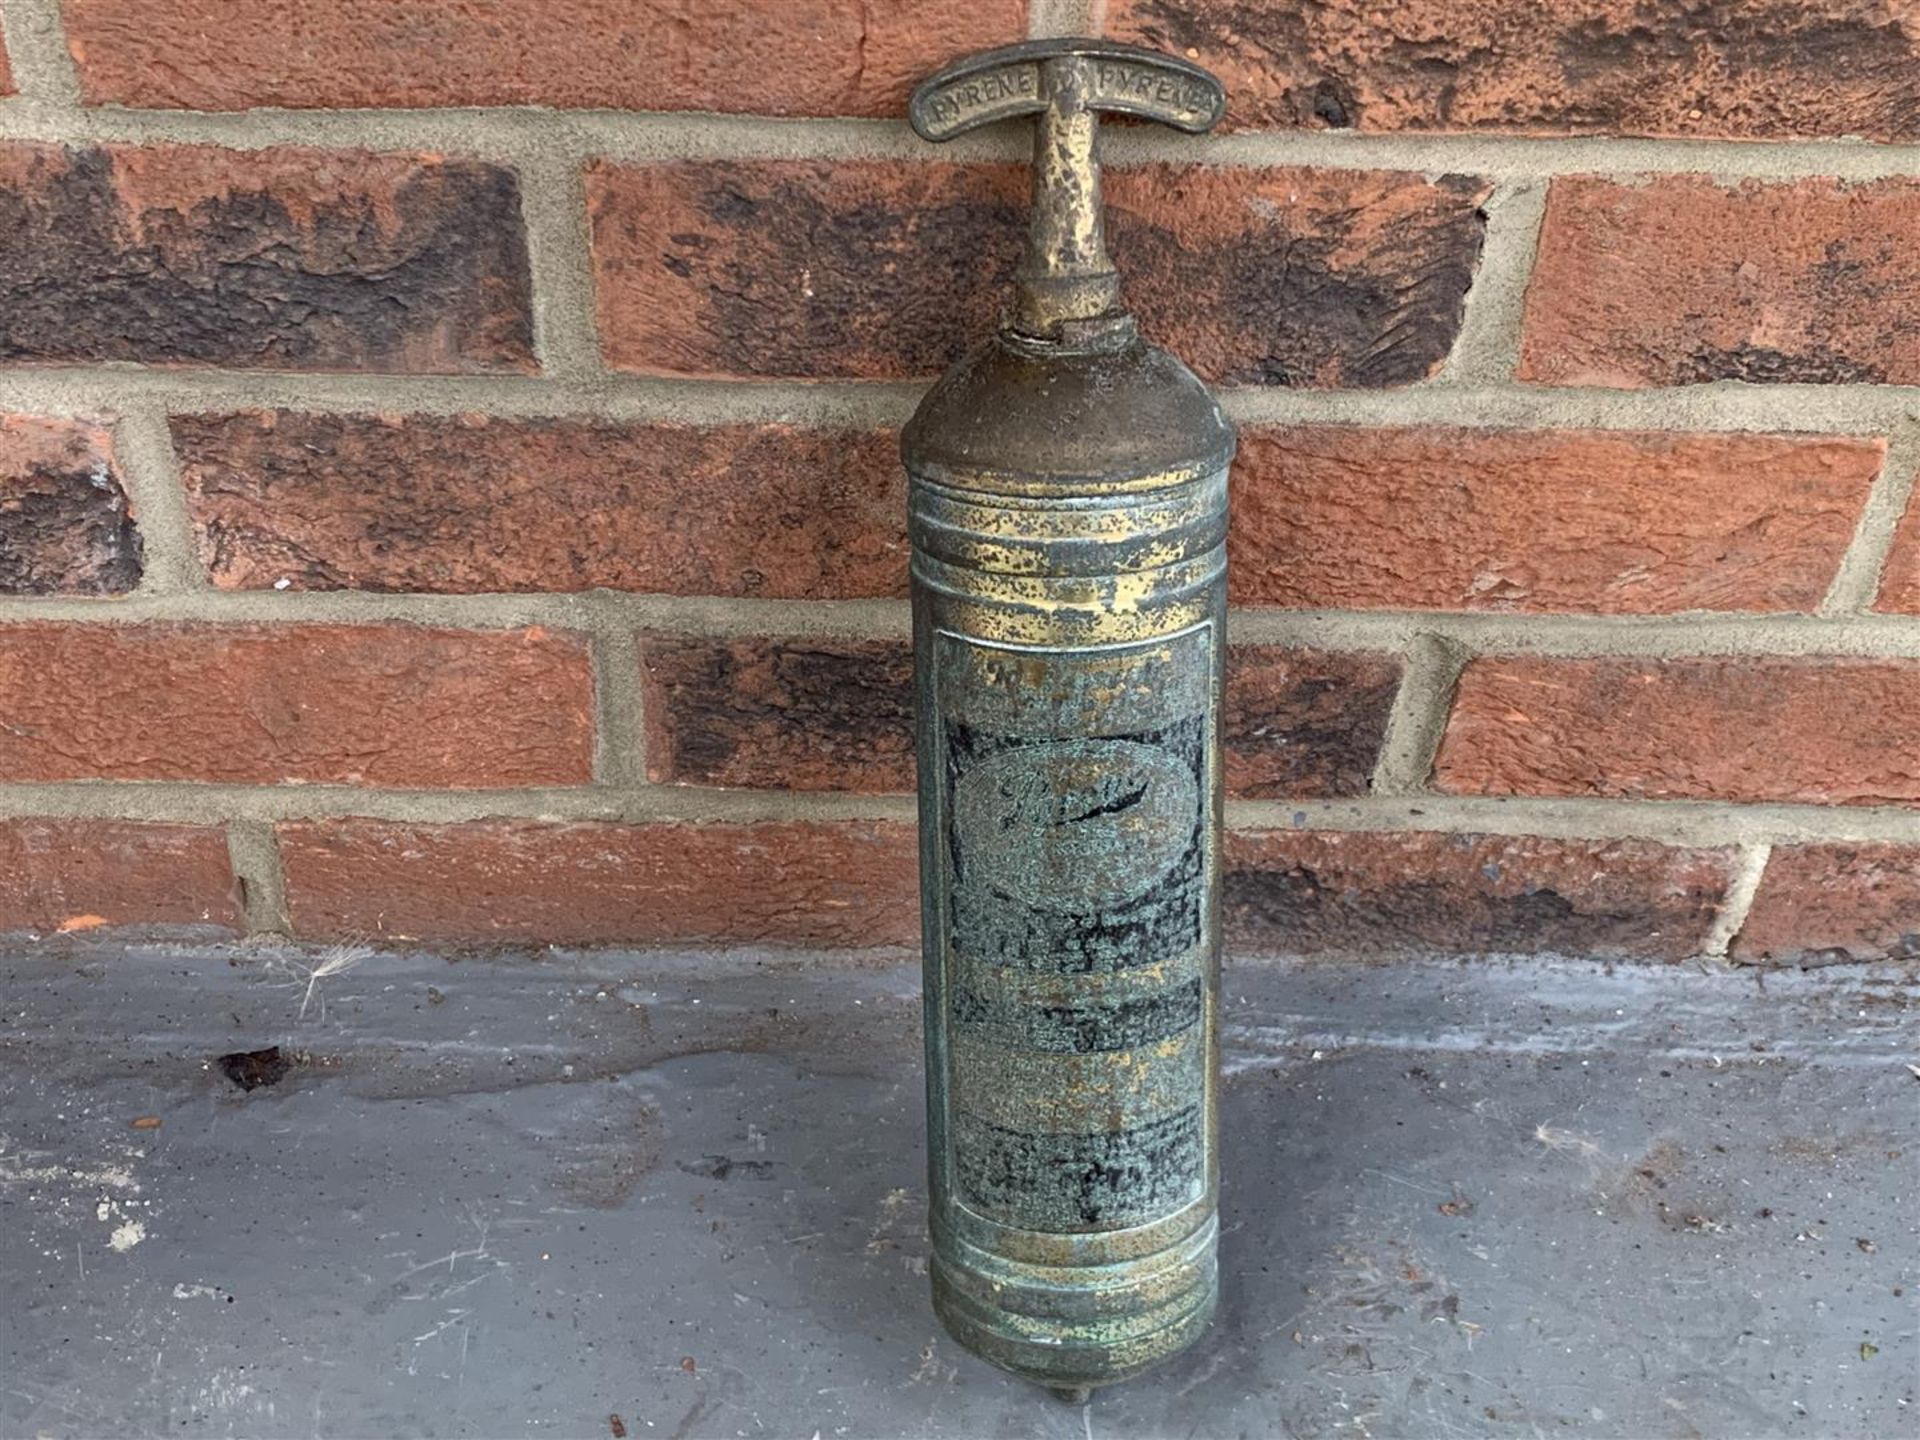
left=1, top=1, right=1915, bottom=965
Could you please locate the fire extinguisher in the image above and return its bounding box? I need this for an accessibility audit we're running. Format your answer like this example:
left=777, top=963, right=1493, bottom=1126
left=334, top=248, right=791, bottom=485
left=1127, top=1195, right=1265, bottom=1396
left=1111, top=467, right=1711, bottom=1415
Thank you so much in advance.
left=903, top=38, right=1234, bottom=1397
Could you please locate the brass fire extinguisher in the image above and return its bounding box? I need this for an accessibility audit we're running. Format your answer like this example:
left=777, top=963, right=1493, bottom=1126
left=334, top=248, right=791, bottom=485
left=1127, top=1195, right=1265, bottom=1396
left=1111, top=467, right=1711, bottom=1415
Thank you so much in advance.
left=903, top=40, right=1233, bottom=1396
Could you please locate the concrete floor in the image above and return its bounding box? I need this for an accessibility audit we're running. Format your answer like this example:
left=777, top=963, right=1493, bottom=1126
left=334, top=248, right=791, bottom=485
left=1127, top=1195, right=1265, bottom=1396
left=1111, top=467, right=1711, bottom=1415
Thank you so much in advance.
left=1, top=940, right=1915, bottom=1439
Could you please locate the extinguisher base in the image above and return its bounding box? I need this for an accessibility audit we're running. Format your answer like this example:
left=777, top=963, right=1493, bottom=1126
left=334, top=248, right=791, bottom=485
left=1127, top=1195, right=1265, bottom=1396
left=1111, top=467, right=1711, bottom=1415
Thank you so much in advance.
left=932, top=1274, right=1216, bottom=1393
left=928, top=1213, right=1218, bottom=1392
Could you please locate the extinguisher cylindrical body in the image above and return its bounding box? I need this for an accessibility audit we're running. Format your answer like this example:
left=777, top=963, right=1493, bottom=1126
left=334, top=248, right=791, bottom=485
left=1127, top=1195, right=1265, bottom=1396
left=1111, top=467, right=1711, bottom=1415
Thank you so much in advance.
left=904, top=318, right=1233, bottom=1389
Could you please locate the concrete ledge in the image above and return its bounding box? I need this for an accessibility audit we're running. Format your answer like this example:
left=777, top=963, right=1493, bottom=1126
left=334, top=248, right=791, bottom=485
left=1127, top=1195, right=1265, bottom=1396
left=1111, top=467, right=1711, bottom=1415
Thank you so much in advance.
left=2, top=944, right=1913, bottom=1436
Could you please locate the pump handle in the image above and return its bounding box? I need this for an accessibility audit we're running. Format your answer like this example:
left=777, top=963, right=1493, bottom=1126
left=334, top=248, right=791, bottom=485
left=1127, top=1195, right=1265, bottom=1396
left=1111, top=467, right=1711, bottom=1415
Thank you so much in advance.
left=909, top=39, right=1225, bottom=142
left=908, top=40, right=1225, bottom=344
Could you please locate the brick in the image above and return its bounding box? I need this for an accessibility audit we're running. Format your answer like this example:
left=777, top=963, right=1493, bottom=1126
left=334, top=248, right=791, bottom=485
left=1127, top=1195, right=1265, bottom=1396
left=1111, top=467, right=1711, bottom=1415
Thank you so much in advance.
left=1224, top=647, right=1400, bottom=798
left=64, top=0, right=1026, bottom=116
left=1520, top=177, right=1920, bottom=388
left=1878, top=481, right=1920, bottom=614
left=1108, top=0, right=1920, bottom=142
left=1, top=415, right=141, bottom=594
left=1224, top=830, right=1736, bottom=962
left=640, top=636, right=915, bottom=794
left=1232, top=427, right=1882, bottom=614
left=0, top=624, right=592, bottom=786
left=0, top=144, right=533, bottom=373
left=278, top=819, right=919, bottom=949
left=1435, top=657, right=1920, bottom=807
left=589, top=161, right=1488, bottom=384
left=640, top=634, right=1397, bottom=798
left=0, top=820, right=242, bottom=935
left=174, top=412, right=905, bottom=598
left=1735, top=843, right=1920, bottom=965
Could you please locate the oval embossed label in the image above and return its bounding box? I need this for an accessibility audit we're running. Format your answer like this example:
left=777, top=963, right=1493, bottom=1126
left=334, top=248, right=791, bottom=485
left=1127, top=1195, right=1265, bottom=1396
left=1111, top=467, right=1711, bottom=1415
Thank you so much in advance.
left=953, top=739, right=1198, bottom=910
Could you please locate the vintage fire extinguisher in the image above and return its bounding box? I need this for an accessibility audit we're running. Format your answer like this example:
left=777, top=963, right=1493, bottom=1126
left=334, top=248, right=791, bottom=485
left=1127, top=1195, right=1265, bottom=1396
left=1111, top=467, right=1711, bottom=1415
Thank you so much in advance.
left=902, top=40, right=1233, bottom=1396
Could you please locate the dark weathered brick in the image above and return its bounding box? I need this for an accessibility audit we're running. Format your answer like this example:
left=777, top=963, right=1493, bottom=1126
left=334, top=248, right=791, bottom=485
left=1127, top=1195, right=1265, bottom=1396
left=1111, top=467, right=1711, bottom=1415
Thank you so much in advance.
left=1232, top=427, right=1882, bottom=614
left=174, top=412, right=905, bottom=598
left=0, top=623, right=593, bottom=786
left=0, top=820, right=241, bottom=935
left=0, top=143, right=534, bottom=372
left=640, top=636, right=916, bottom=793
left=1108, top=0, right=1920, bottom=142
left=589, top=160, right=1020, bottom=382
left=1521, top=177, right=1920, bottom=388
left=1224, top=647, right=1400, bottom=798
left=1225, top=830, right=1737, bottom=962
left=64, top=0, right=1026, bottom=115
left=640, top=635, right=1400, bottom=797
left=278, top=819, right=920, bottom=949
left=0, top=415, right=141, bottom=594
left=589, top=160, right=1489, bottom=384
left=1435, top=657, right=1920, bottom=807
left=1735, top=843, right=1920, bottom=965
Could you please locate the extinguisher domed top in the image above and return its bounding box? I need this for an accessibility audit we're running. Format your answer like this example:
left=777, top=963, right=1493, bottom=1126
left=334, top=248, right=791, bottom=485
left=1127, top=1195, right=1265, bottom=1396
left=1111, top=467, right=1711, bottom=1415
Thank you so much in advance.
left=901, top=333, right=1234, bottom=497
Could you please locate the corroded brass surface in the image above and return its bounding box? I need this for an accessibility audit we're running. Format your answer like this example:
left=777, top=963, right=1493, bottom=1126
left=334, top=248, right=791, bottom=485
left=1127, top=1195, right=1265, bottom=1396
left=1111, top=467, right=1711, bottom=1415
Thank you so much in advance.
left=904, top=40, right=1233, bottom=1394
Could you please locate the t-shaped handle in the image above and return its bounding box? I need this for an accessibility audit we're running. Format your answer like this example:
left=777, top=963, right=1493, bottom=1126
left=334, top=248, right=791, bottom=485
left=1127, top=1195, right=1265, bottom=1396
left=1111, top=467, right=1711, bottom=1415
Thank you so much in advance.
left=909, top=40, right=1226, bottom=344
